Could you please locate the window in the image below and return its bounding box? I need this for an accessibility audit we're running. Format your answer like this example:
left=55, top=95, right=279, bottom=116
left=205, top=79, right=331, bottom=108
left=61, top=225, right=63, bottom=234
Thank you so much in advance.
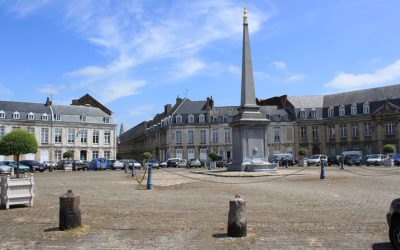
left=54, top=114, right=61, bottom=121
left=42, top=113, right=48, bottom=121
left=363, top=102, right=370, bottom=114
left=41, top=128, right=49, bottom=143
left=104, top=150, right=111, bottom=159
left=352, top=122, right=358, bottom=137
left=104, top=131, right=111, bottom=144
left=299, top=109, right=306, bottom=119
left=188, top=114, right=194, bottom=123
left=385, top=121, right=395, bottom=136
left=311, top=108, right=317, bottom=119
left=200, top=130, right=206, bottom=144
left=92, top=130, right=99, bottom=144
left=300, top=127, right=307, bottom=141
left=328, top=125, right=335, bottom=139
left=212, top=116, right=218, bottom=123
left=12, top=126, right=20, bottom=131
left=340, top=124, right=347, bottom=137
left=80, top=130, right=87, bottom=143
left=351, top=103, right=357, bottom=115
left=68, top=129, right=75, bottom=143
left=27, top=112, right=34, bottom=120
left=339, top=105, right=345, bottom=116
left=0, top=127, right=4, bottom=139
left=80, top=115, right=87, bottom=122
left=199, top=114, right=205, bottom=123
left=103, top=117, right=110, bottom=124
left=54, top=150, right=62, bottom=163
left=0, top=110, right=5, bottom=119
left=280, top=114, right=286, bottom=121
left=224, top=128, right=231, bottom=143
left=364, top=122, right=372, bottom=136
left=92, top=150, right=99, bottom=159
left=365, top=144, right=372, bottom=155
left=27, top=127, right=35, bottom=134
left=223, top=116, right=228, bottom=123
left=312, top=126, right=319, bottom=140
left=176, top=115, right=182, bottom=124
left=176, top=131, right=182, bottom=143
left=328, top=106, right=334, bottom=118
left=188, top=130, right=194, bottom=144
left=54, top=128, right=62, bottom=143
left=212, top=129, right=219, bottom=143
left=13, top=111, right=20, bottom=119
left=274, top=127, right=281, bottom=143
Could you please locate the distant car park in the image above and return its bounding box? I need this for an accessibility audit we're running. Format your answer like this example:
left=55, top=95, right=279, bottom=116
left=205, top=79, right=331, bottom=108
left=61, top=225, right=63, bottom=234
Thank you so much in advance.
left=42, top=161, right=56, bottom=171
left=88, top=158, right=109, bottom=170
left=392, top=154, right=400, bottom=166
left=20, top=160, right=46, bottom=172
left=0, top=161, right=31, bottom=173
left=110, top=160, right=124, bottom=170
left=188, top=159, right=202, bottom=168
left=72, top=160, right=89, bottom=171
left=366, top=154, right=385, bottom=166
left=148, top=159, right=160, bottom=169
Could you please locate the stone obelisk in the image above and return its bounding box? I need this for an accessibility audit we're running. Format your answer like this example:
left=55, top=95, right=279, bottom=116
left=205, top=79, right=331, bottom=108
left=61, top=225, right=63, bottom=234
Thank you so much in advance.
left=228, top=8, right=276, bottom=172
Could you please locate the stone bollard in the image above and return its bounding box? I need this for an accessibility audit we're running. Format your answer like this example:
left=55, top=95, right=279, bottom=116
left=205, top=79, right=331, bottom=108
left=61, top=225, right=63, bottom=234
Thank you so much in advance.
left=227, top=195, right=247, bottom=237
left=59, top=190, right=82, bottom=231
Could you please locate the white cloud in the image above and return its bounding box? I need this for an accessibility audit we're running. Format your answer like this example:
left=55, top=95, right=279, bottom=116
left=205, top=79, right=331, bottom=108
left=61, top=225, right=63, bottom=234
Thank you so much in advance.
left=97, top=80, right=146, bottom=104
left=227, top=65, right=241, bottom=75
left=271, top=61, right=287, bottom=70
left=37, top=84, right=66, bottom=95
left=5, top=0, right=51, bottom=18
left=286, top=74, right=305, bottom=82
left=169, top=58, right=205, bottom=80
left=324, top=59, right=400, bottom=90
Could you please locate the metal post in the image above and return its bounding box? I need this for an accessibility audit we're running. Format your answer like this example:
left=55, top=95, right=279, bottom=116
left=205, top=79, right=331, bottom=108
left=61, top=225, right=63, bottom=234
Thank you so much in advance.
left=147, top=166, right=153, bottom=190
left=320, top=160, right=326, bottom=179
left=340, top=156, right=344, bottom=170
left=285, top=158, right=288, bottom=168
left=131, top=164, right=136, bottom=177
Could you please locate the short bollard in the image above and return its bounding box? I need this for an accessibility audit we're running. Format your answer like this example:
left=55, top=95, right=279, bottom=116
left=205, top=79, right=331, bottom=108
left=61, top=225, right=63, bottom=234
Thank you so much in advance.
left=59, top=190, right=82, bottom=231
left=147, top=166, right=153, bottom=190
left=131, top=165, right=136, bottom=177
left=340, top=156, right=344, bottom=170
left=227, top=195, right=247, bottom=237
left=124, top=164, right=127, bottom=173
left=285, top=159, right=288, bottom=168
left=320, top=160, right=326, bottom=179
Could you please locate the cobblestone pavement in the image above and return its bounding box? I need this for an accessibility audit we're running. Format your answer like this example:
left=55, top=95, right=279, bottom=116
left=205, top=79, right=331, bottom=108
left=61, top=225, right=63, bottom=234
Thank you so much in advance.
left=0, top=166, right=399, bottom=249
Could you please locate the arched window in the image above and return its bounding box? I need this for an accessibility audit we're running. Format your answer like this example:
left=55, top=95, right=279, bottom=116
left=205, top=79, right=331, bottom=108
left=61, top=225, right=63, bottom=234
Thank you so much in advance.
left=0, top=110, right=5, bottom=119
left=328, top=106, right=334, bottom=118
left=363, top=102, right=370, bottom=114
left=13, top=111, right=20, bottom=120
left=176, top=115, right=182, bottom=124
left=27, top=112, right=34, bottom=120
left=299, top=108, right=306, bottom=119
left=188, top=114, right=194, bottom=123
left=351, top=103, right=357, bottom=115
left=311, top=108, right=317, bottom=119
left=339, top=105, right=345, bottom=117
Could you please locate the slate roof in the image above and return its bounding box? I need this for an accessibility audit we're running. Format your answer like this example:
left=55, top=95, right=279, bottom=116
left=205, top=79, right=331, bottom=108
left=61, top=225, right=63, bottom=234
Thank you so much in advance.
left=0, top=100, right=49, bottom=113
left=174, top=99, right=207, bottom=115
left=52, top=105, right=109, bottom=117
left=288, top=96, right=324, bottom=109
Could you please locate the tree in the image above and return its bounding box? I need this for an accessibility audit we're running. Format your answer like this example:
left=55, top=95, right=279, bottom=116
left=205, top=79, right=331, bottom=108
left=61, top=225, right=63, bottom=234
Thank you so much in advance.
left=383, top=144, right=395, bottom=154
left=298, top=148, right=308, bottom=157
left=63, top=150, right=74, bottom=159
left=141, top=152, right=152, bottom=161
left=0, top=129, right=38, bottom=178
left=208, top=151, right=218, bottom=162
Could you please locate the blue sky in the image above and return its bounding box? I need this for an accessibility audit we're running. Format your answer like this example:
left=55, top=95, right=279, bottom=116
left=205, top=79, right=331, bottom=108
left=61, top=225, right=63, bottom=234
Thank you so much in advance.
left=1, top=0, right=400, bottom=130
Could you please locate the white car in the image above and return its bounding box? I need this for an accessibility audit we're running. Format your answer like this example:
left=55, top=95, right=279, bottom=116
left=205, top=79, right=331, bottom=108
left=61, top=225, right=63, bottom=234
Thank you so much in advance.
left=366, top=154, right=385, bottom=166
left=111, top=160, right=125, bottom=170
left=307, top=154, right=327, bottom=166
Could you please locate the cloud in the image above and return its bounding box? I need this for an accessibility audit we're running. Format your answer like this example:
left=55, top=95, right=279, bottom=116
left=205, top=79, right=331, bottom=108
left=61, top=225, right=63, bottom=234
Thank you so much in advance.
left=271, top=61, right=287, bottom=70
left=286, top=74, right=305, bottom=82
left=169, top=58, right=205, bottom=80
left=97, top=80, right=146, bottom=104
left=36, top=84, right=66, bottom=95
left=4, top=0, right=51, bottom=18
left=128, top=104, right=156, bottom=117
left=227, top=65, right=241, bottom=75
left=324, top=59, right=400, bottom=90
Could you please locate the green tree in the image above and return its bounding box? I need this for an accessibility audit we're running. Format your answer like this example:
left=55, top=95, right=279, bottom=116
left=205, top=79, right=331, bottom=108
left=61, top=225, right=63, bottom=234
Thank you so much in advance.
left=0, top=129, right=38, bottom=178
left=63, top=150, right=74, bottom=159
left=208, top=151, right=218, bottom=161
left=141, top=152, right=152, bottom=166
left=383, top=144, right=395, bottom=154
left=298, top=148, right=308, bottom=157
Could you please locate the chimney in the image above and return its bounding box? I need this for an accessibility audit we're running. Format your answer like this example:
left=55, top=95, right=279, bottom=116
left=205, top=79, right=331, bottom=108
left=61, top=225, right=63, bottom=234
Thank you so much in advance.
left=206, top=96, right=214, bottom=111
left=176, top=96, right=183, bottom=106
left=45, top=97, right=52, bottom=106
left=164, top=104, right=172, bottom=115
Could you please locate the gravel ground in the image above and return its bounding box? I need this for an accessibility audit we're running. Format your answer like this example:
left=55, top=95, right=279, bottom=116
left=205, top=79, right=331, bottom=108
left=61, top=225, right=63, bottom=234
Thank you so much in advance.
left=0, top=166, right=399, bottom=249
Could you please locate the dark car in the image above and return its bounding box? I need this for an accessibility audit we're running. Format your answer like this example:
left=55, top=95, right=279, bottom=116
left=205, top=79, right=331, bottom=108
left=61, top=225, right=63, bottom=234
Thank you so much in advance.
left=166, top=158, right=180, bottom=168
left=20, top=160, right=46, bottom=172
left=392, top=154, right=400, bottom=166
left=148, top=159, right=160, bottom=169
left=350, top=155, right=366, bottom=166
left=73, top=160, right=89, bottom=171
left=327, top=155, right=341, bottom=166
left=216, top=155, right=225, bottom=168
left=387, top=198, right=400, bottom=249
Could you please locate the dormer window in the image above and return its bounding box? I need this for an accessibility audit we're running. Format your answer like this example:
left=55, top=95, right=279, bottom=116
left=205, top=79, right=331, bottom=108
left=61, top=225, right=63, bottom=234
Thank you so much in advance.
left=80, top=115, right=87, bottom=122
left=0, top=110, right=5, bottom=119
left=13, top=111, right=20, bottom=120
left=351, top=103, right=357, bottom=115
left=363, top=102, right=370, bottom=114
left=299, top=109, right=306, bottom=119
left=176, top=115, right=182, bottom=124
left=42, top=113, right=48, bottom=121
left=27, top=112, right=34, bottom=120
left=54, top=114, right=61, bottom=121
left=212, top=116, right=218, bottom=123
left=311, top=108, right=317, bottom=119
left=328, top=106, right=334, bottom=118
left=103, top=117, right=110, bottom=124
left=199, top=114, right=205, bottom=123
left=188, top=114, right=194, bottom=123
left=339, top=105, right=345, bottom=117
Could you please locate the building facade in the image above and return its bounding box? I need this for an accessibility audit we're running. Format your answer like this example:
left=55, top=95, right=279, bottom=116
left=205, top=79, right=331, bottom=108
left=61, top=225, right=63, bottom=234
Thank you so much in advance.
left=0, top=95, right=117, bottom=162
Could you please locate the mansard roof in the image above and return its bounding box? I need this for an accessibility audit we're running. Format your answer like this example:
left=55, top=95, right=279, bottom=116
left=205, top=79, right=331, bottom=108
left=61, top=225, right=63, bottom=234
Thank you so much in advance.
left=52, top=105, right=110, bottom=117
left=288, top=96, right=324, bottom=109
left=174, top=99, right=207, bottom=115
left=0, top=100, right=49, bottom=114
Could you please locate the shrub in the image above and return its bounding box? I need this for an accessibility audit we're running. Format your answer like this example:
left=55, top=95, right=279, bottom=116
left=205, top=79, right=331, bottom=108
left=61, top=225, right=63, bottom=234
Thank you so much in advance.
left=383, top=144, right=395, bottom=154
left=208, top=151, right=218, bottom=161
left=63, top=150, right=74, bottom=159
left=298, top=148, right=308, bottom=157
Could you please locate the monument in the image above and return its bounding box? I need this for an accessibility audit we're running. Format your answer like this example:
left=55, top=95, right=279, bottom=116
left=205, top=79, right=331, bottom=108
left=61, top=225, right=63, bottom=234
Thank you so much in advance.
left=228, top=8, right=277, bottom=172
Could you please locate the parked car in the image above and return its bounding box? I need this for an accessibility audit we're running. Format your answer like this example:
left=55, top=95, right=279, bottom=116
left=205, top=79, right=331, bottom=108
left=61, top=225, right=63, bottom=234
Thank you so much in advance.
left=42, top=160, right=57, bottom=171
left=216, top=155, right=225, bottom=168
left=1, top=161, right=31, bottom=173
left=148, top=159, right=160, bottom=169
left=0, top=164, right=12, bottom=174
left=110, top=160, right=124, bottom=170
left=307, top=155, right=327, bottom=166
left=349, top=155, right=367, bottom=166
left=387, top=198, right=400, bottom=249
left=177, top=159, right=187, bottom=168
left=59, top=160, right=73, bottom=171
left=392, top=154, right=400, bottom=166
left=327, top=155, right=341, bottom=166
left=72, top=160, right=89, bottom=171
left=199, top=159, right=208, bottom=167
left=159, top=161, right=167, bottom=168
left=131, top=160, right=142, bottom=169
left=188, top=159, right=202, bottom=168
left=366, top=154, right=385, bottom=166
left=166, top=158, right=180, bottom=168
left=88, top=158, right=109, bottom=170
left=20, top=160, right=46, bottom=172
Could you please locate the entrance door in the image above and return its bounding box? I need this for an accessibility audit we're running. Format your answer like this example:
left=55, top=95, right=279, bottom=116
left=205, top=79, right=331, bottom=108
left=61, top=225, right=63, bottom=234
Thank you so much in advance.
left=26, top=153, right=35, bottom=160
left=312, top=146, right=321, bottom=154
left=80, top=150, right=87, bottom=160
left=200, top=148, right=207, bottom=160
left=176, top=149, right=183, bottom=159
left=40, top=149, right=49, bottom=162
left=188, top=148, right=195, bottom=160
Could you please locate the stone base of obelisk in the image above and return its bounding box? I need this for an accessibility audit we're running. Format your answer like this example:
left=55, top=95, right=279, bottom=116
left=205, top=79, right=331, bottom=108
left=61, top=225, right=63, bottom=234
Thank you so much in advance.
left=228, top=161, right=277, bottom=172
